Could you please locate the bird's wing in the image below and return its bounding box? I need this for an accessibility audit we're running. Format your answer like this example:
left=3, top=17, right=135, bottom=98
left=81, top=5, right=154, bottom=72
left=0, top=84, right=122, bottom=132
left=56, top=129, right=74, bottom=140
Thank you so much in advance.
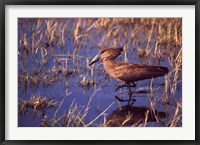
left=113, top=63, right=168, bottom=82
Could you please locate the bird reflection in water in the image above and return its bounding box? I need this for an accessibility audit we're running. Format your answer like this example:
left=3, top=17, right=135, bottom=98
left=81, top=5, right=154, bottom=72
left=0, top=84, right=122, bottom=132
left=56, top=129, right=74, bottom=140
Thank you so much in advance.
left=106, top=105, right=167, bottom=127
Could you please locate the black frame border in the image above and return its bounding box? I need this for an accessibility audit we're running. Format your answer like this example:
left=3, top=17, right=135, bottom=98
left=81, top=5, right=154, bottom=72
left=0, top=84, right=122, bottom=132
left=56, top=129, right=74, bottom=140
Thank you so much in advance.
left=0, top=0, right=199, bottom=145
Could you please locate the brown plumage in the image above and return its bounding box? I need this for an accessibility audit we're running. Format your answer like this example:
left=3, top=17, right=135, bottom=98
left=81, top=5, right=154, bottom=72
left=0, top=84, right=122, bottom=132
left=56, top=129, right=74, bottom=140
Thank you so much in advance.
left=89, top=48, right=169, bottom=85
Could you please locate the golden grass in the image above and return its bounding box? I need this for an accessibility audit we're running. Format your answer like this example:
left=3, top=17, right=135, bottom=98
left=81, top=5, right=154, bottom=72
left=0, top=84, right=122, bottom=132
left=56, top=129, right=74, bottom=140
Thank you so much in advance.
left=19, top=95, right=58, bottom=117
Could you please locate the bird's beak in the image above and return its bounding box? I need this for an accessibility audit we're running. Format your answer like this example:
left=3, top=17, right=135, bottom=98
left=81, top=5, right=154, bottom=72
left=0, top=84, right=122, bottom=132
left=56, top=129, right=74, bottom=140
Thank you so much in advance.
left=89, top=53, right=101, bottom=66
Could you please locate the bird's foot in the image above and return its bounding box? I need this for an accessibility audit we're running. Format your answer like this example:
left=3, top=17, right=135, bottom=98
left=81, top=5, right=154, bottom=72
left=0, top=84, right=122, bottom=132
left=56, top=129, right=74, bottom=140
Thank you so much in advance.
left=115, top=96, right=136, bottom=104
left=115, top=85, right=125, bottom=92
left=131, top=82, right=136, bottom=87
left=115, top=83, right=136, bottom=92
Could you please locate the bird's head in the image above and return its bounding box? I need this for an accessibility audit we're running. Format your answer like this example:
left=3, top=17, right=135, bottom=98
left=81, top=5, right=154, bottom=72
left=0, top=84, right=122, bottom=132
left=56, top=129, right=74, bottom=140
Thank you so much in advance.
left=89, top=48, right=123, bottom=66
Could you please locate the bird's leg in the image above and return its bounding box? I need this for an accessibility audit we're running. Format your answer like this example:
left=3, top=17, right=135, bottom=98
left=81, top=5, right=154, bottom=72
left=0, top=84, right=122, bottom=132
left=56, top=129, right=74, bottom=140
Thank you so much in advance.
left=115, top=85, right=123, bottom=92
left=131, top=82, right=136, bottom=87
left=128, top=85, right=132, bottom=96
left=115, top=83, right=136, bottom=92
left=127, top=85, right=132, bottom=105
left=127, top=84, right=136, bottom=105
left=115, top=84, right=128, bottom=92
left=115, top=96, right=136, bottom=103
left=115, top=83, right=136, bottom=105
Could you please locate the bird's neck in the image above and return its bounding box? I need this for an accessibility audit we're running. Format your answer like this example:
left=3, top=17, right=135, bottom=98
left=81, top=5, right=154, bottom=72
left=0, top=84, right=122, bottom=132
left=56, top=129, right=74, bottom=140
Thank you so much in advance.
left=102, top=59, right=117, bottom=74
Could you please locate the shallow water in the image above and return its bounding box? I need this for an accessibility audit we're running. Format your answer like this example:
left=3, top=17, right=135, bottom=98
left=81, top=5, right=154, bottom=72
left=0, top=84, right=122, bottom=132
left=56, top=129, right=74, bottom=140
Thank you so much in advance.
left=18, top=18, right=182, bottom=127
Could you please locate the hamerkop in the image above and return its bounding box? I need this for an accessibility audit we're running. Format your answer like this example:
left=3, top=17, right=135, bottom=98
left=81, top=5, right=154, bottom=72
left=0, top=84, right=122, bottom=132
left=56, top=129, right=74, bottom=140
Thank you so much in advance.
left=89, top=48, right=169, bottom=92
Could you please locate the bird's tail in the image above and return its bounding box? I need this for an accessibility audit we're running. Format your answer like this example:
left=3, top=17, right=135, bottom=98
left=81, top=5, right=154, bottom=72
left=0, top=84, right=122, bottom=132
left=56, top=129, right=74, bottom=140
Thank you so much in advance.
left=155, top=66, right=169, bottom=76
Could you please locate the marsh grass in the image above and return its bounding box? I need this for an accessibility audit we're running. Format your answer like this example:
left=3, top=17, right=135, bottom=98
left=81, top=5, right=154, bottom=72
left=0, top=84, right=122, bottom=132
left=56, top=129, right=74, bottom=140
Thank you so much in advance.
left=18, top=95, right=58, bottom=117
left=39, top=88, right=115, bottom=127
left=18, top=18, right=182, bottom=127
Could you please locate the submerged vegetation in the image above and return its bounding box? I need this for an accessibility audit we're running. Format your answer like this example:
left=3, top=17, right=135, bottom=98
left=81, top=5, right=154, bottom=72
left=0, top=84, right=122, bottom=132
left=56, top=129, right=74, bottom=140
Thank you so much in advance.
left=18, top=18, right=182, bottom=127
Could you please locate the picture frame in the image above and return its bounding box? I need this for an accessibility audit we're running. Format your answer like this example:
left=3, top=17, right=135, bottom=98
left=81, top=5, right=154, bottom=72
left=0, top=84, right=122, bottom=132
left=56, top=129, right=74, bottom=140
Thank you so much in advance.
left=0, top=0, right=199, bottom=144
